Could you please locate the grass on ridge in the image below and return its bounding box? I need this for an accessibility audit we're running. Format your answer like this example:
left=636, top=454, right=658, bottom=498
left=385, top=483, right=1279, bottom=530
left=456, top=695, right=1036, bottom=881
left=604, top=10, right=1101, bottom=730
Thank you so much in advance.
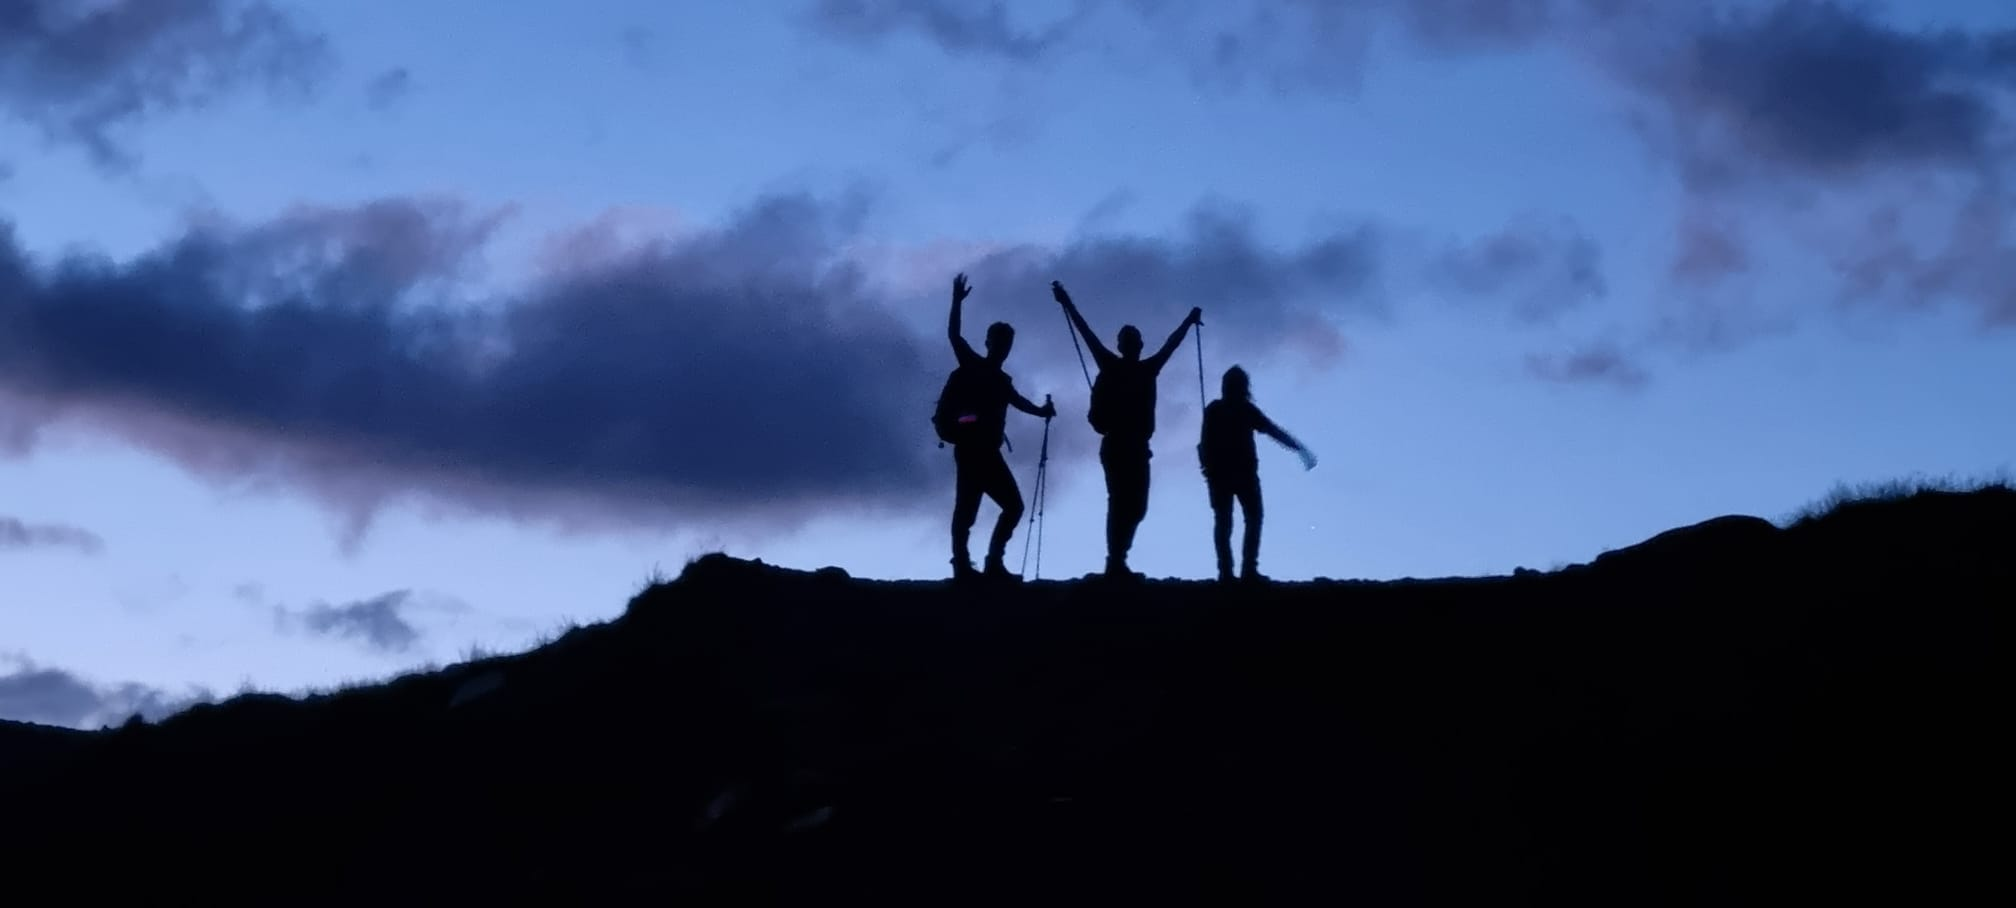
left=1779, top=469, right=2014, bottom=528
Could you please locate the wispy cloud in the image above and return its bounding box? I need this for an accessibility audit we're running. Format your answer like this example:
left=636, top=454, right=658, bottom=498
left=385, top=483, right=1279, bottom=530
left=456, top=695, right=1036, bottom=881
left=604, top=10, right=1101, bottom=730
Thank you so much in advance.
left=0, top=0, right=335, bottom=171
left=1526, top=341, right=1651, bottom=391
left=363, top=66, right=412, bottom=111
left=278, top=590, right=424, bottom=654
left=0, top=516, right=105, bottom=555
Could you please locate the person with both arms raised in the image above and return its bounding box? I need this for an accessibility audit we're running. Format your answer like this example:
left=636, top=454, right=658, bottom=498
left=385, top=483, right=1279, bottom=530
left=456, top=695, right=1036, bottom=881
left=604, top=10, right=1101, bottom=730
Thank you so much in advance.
left=1052, top=280, right=1201, bottom=580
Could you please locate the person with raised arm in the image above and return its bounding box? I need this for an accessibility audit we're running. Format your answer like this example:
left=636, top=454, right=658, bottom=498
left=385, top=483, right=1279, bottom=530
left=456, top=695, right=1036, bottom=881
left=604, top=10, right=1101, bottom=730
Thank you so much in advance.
left=933, top=273, right=1057, bottom=582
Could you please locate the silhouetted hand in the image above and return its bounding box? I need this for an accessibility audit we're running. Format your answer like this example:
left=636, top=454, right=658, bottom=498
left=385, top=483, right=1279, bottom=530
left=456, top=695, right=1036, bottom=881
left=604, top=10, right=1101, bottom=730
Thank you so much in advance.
left=954, top=273, right=972, bottom=304
left=1051, top=281, right=1072, bottom=307
left=1298, top=448, right=1317, bottom=471
left=1040, top=398, right=1058, bottom=419
left=1186, top=306, right=1203, bottom=327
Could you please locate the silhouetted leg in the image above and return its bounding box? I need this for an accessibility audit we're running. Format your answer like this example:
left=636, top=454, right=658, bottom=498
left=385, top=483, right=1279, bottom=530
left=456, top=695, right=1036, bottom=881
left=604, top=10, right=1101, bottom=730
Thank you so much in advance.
left=981, top=447, right=1024, bottom=572
left=1208, top=475, right=1235, bottom=581
left=1240, top=476, right=1264, bottom=579
left=1119, top=447, right=1151, bottom=560
left=1099, top=440, right=1124, bottom=567
left=1100, top=437, right=1150, bottom=573
left=950, top=444, right=985, bottom=573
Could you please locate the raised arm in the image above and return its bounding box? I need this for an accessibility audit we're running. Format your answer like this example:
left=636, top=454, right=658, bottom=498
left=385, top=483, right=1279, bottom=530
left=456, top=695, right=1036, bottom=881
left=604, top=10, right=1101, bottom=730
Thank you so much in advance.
left=1052, top=281, right=1117, bottom=369
left=1145, top=306, right=1203, bottom=370
left=948, top=273, right=980, bottom=366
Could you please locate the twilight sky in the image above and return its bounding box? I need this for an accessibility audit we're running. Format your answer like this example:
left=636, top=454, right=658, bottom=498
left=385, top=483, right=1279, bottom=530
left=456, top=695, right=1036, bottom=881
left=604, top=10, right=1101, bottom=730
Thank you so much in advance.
left=4, top=0, right=2014, bottom=728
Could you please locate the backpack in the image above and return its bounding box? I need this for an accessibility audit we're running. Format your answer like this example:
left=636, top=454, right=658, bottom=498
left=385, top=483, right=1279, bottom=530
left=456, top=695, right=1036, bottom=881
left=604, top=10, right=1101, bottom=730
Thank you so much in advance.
left=1197, top=398, right=1241, bottom=478
left=1086, top=369, right=1114, bottom=436
left=932, top=363, right=999, bottom=447
left=1088, top=365, right=1152, bottom=438
left=1196, top=399, right=1218, bottom=476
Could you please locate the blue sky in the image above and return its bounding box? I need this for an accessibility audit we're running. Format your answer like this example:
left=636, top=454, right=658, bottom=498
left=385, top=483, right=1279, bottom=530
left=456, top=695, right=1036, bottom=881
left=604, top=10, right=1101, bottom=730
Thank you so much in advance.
left=4, top=0, right=2014, bottom=727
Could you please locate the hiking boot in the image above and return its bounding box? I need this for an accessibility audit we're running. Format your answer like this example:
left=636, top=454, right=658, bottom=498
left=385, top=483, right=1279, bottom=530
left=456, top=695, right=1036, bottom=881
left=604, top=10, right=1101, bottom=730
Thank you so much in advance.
left=983, top=557, right=1020, bottom=583
left=1104, top=558, right=1143, bottom=581
left=951, top=557, right=979, bottom=582
left=1217, top=566, right=1236, bottom=584
left=1241, top=567, right=1270, bottom=585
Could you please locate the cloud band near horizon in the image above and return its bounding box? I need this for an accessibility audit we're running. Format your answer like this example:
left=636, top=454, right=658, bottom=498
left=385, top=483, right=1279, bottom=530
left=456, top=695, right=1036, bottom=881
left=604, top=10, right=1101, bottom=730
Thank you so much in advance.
left=0, top=183, right=1600, bottom=549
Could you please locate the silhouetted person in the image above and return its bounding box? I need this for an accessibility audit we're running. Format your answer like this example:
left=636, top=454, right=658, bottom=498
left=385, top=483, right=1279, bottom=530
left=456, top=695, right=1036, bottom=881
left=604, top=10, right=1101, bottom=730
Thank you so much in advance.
left=936, top=273, right=1056, bottom=582
left=1053, top=280, right=1201, bottom=578
left=1197, top=365, right=1315, bottom=583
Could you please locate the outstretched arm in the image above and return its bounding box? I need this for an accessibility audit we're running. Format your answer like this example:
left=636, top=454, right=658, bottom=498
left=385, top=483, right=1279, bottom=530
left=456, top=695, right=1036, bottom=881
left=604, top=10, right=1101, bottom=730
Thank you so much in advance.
left=948, top=273, right=980, bottom=366
left=1010, top=388, right=1056, bottom=419
left=1145, top=306, right=1203, bottom=371
left=1253, top=405, right=1318, bottom=470
left=1052, top=281, right=1117, bottom=369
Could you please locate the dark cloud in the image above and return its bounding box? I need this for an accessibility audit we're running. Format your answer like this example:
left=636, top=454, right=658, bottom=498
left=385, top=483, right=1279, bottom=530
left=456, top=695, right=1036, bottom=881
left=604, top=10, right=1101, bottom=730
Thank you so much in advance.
left=0, top=0, right=334, bottom=171
left=1620, top=1, right=2016, bottom=191
left=0, top=653, right=209, bottom=728
left=0, top=516, right=104, bottom=555
left=1525, top=342, right=1649, bottom=391
left=1580, top=2, right=2016, bottom=323
left=0, top=185, right=1604, bottom=542
left=954, top=200, right=1390, bottom=375
left=815, top=1, right=2016, bottom=346
left=280, top=590, right=423, bottom=654
left=364, top=66, right=412, bottom=111
left=1829, top=184, right=2016, bottom=328
left=0, top=190, right=946, bottom=546
left=1596, top=2, right=2016, bottom=340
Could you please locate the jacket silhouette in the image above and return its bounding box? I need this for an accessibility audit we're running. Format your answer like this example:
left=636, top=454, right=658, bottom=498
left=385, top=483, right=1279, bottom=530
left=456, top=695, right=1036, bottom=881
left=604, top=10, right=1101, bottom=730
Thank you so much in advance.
left=1198, top=365, right=1315, bottom=582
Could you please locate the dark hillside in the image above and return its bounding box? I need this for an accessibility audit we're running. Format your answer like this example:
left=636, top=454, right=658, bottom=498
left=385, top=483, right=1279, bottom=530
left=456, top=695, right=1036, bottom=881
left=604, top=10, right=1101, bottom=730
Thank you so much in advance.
left=1, top=487, right=2009, bottom=903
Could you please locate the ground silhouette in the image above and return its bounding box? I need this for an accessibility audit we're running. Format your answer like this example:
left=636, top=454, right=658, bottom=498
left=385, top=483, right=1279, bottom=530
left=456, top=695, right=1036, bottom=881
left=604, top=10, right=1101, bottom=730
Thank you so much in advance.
left=0, top=483, right=2008, bottom=903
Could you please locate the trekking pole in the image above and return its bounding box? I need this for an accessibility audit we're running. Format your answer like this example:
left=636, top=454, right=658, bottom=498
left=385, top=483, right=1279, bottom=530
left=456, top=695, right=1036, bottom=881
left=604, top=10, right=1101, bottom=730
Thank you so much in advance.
left=1034, top=409, right=1050, bottom=580
left=1194, top=321, right=1207, bottom=408
left=1063, top=308, right=1094, bottom=390
left=1020, top=397, right=1053, bottom=579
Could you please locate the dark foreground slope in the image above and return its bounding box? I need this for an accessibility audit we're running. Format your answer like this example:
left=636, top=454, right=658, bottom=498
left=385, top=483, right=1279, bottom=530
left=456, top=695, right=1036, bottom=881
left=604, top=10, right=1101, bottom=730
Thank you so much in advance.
left=2, top=489, right=2009, bottom=904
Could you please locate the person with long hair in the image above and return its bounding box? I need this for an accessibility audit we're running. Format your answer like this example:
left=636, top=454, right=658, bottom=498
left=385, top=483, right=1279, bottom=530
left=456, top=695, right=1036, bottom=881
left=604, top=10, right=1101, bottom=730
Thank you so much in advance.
left=1196, top=365, right=1315, bottom=583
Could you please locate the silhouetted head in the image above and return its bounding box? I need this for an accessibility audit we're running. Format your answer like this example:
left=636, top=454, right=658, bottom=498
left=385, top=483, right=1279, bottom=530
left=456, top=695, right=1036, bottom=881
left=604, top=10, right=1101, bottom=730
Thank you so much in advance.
left=1222, top=365, right=1250, bottom=400
left=1117, top=325, right=1143, bottom=359
left=985, top=321, right=1015, bottom=362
